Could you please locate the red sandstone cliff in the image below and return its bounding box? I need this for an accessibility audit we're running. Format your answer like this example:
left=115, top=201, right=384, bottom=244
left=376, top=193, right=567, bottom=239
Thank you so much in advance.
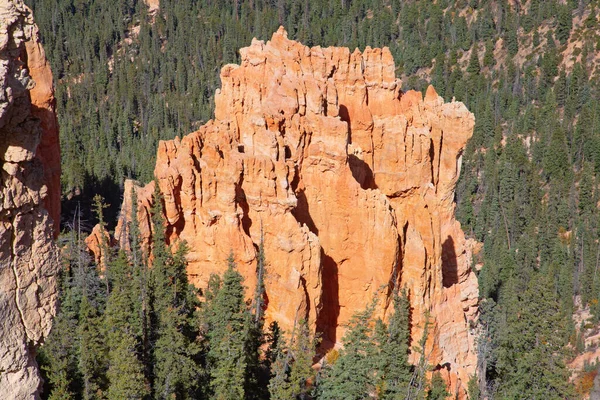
left=114, top=28, right=478, bottom=397
left=0, top=0, right=60, bottom=397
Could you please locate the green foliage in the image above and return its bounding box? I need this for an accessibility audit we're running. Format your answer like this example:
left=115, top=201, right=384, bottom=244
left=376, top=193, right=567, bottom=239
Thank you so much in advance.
left=151, top=243, right=201, bottom=399
left=106, top=331, right=148, bottom=400
left=77, top=294, right=107, bottom=399
left=319, top=301, right=379, bottom=399
left=105, top=251, right=149, bottom=400
left=427, top=372, right=449, bottom=400
left=246, top=229, right=270, bottom=399
left=203, top=254, right=250, bottom=400
left=556, top=5, right=573, bottom=44
left=41, top=197, right=203, bottom=399
left=494, top=272, right=575, bottom=399
left=41, top=222, right=108, bottom=399
left=375, top=290, right=412, bottom=398
left=467, top=47, right=481, bottom=75
left=32, top=0, right=600, bottom=397
left=147, top=192, right=202, bottom=398
left=467, top=374, right=480, bottom=400
left=42, top=290, right=78, bottom=400
left=269, top=320, right=316, bottom=400
left=318, top=294, right=437, bottom=400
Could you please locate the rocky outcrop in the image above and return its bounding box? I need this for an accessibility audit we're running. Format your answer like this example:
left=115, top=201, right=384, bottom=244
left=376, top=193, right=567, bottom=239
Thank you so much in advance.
left=115, top=28, right=478, bottom=397
left=0, top=1, right=60, bottom=397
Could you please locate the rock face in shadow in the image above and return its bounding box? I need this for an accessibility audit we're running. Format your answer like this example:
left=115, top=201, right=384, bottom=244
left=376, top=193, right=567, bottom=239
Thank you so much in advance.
left=112, top=28, right=478, bottom=397
left=0, top=1, right=60, bottom=397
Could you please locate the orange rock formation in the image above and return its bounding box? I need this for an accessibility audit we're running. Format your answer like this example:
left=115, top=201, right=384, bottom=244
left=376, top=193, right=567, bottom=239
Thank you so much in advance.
left=114, top=28, right=478, bottom=397
left=0, top=0, right=60, bottom=397
left=25, top=16, right=61, bottom=238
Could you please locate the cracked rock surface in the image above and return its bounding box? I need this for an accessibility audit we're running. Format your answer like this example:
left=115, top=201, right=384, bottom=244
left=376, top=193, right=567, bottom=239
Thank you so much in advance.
left=0, top=0, right=60, bottom=398
left=109, top=28, right=478, bottom=398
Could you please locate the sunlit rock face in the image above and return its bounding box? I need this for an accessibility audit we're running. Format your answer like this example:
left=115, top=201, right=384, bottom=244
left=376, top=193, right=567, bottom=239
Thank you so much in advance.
left=113, top=28, right=478, bottom=397
left=0, top=0, right=60, bottom=397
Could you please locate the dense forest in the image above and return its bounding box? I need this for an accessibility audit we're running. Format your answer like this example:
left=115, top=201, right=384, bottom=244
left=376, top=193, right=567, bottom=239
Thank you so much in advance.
left=26, top=0, right=600, bottom=398
left=41, top=193, right=448, bottom=399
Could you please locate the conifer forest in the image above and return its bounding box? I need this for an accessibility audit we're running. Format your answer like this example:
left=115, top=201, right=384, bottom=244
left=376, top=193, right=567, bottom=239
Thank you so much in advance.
left=21, top=0, right=600, bottom=398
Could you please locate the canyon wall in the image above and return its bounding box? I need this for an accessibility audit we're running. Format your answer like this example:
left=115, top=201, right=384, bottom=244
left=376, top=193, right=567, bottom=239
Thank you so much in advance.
left=116, top=28, right=478, bottom=397
left=0, top=0, right=60, bottom=397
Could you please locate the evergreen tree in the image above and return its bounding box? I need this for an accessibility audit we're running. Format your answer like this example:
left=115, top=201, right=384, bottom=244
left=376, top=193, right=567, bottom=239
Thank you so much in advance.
left=41, top=217, right=104, bottom=399
left=203, top=253, right=249, bottom=400
left=556, top=6, right=573, bottom=44
left=375, top=289, right=412, bottom=398
left=105, top=251, right=149, bottom=399
left=41, top=272, right=78, bottom=400
left=319, top=301, right=378, bottom=400
left=245, top=227, right=269, bottom=399
left=543, top=126, right=570, bottom=182
left=467, top=46, right=481, bottom=75
left=77, top=294, right=107, bottom=399
left=28, top=1, right=600, bottom=396
left=406, top=314, right=433, bottom=400
left=106, top=332, right=149, bottom=400
left=268, top=319, right=316, bottom=400
left=482, top=39, right=494, bottom=68
left=427, top=372, right=449, bottom=400
left=467, top=374, right=480, bottom=400
left=151, top=244, right=201, bottom=399
left=495, top=271, right=575, bottom=398
left=149, top=186, right=201, bottom=399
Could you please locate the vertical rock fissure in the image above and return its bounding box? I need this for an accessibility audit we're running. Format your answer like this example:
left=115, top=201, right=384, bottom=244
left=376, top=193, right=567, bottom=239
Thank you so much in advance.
left=435, top=130, right=444, bottom=191
left=9, top=216, right=28, bottom=339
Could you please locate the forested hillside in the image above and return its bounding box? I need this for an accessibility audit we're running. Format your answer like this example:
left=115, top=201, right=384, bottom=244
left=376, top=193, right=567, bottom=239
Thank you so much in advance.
left=28, top=0, right=600, bottom=398
left=41, top=194, right=448, bottom=399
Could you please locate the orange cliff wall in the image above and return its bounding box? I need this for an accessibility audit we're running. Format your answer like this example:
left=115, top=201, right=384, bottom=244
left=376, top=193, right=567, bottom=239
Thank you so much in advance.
left=25, top=17, right=61, bottom=238
left=0, top=0, right=60, bottom=397
left=113, top=28, right=479, bottom=397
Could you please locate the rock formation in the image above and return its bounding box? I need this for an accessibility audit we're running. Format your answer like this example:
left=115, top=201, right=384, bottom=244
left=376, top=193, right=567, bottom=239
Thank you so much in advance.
left=114, top=28, right=478, bottom=397
left=0, top=0, right=60, bottom=397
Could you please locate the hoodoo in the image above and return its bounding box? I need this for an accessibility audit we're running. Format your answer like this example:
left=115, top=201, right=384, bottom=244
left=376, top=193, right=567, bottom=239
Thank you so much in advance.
left=0, top=0, right=60, bottom=397
left=114, top=28, right=478, bottom=396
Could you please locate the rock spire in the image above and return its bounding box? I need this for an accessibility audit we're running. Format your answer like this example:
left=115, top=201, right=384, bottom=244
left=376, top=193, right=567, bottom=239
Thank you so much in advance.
left=114, top=28, right=478, bottom=397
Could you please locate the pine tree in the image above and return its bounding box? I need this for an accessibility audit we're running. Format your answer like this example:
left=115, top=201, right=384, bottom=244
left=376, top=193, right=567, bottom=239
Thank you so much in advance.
left=151, top=243, right=201, bottom=399
left=375, top=289, right=412, bottom=399
left=268, top=319, right=316, bottom=400
left=319, top=301, right=378, bottom=400
left=467, top=374, right=480, bottom=400
left=406, top=314, right=433, bottom=400
left=42, top=273, right=78, bottom=400
left=77, top=294, right=107, bottom=399
left=467, top=46, right=481, bottom=76
left=149, top=185, right=201, bottom=399
left=92, top=194, right=110, bottom=295
left=427, top=372, right=449, bottom=400
left=543, top=126, right=570, bottom=182
left=556, top=6, right=573, bottom=45
left=264, top=321, right=282, bottom=377
left=245, top=227, right=269, bottom=399
left=127, top=186, right=151, bottom=380
left=106, top=331, right=149, bottom=400
left=495, top=271, right=575, bottom=398
left=105, top=251, right=149, bottom=399
left=483, top=39, right=494, bottom=68
left=555, top=70, right=567, bottom=107
left=42, top=216, right=105, bottom=399
left=579, top=162, right=595, bottom=216
left=203, top=253, right=249, bottom=400
left=268, top=337, right=292, bottom=400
